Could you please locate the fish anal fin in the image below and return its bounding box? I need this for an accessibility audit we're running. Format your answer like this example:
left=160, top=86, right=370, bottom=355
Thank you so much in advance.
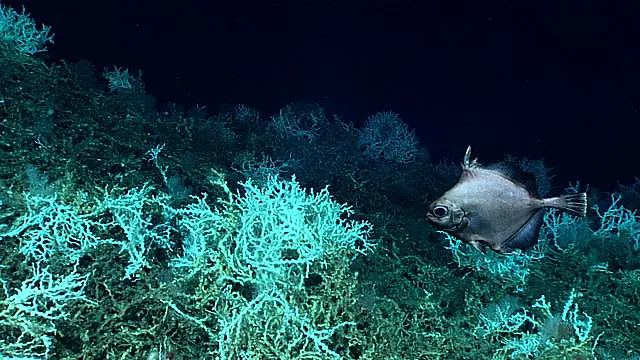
left=502, top=209, right=545, bottom=251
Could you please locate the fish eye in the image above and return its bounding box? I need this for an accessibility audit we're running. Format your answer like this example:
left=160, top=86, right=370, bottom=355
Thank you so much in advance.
left=432, top=205, right=449, bottom=217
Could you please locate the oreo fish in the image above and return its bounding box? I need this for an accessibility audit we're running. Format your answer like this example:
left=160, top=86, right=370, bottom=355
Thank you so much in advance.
left=426, top=146, right=587, bottom=254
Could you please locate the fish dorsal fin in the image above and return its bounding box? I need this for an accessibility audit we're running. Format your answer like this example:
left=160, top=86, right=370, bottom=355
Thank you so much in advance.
left=502, top=209, right=545, bottom=252
left=462, top=146, right=479, bottom=169
left=485, top=161, right=539, bottom=197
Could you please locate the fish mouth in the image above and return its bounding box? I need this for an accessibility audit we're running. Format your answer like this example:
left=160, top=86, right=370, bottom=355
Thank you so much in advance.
left=440, top=220, right=466, bottom=233
left=426, top=209, right=467, bottom=233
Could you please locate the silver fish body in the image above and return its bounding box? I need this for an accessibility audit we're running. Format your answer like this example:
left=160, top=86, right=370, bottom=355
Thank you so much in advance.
left=426, top=146, right=587, bottom=254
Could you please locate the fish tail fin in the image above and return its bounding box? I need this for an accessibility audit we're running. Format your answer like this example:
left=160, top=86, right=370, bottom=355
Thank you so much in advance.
left=547, top=192, right=587, bottom=217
